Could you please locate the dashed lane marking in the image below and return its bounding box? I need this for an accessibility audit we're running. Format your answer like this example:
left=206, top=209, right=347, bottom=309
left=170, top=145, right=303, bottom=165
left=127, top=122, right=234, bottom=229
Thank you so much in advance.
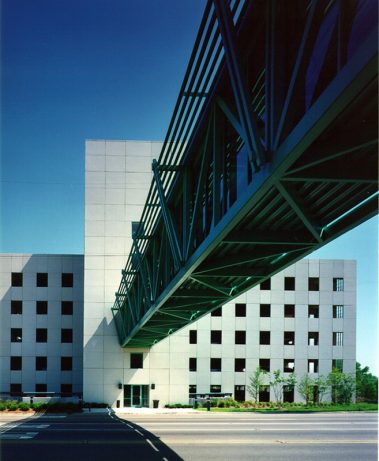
left=146, top=438, right=159, bottom=452
left=134, top=429, right=143, bottom=436
left=1, top=432, right=38, bottom=440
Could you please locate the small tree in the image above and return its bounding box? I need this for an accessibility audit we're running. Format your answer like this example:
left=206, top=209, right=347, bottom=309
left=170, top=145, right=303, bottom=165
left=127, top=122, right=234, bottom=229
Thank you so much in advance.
left=328, top=368, right=355, bottom=404
left=297, top=374, right=314, bottom=405
left=314, top=375, right=329, bottom=403
left=356, top=362, right=378, bottom=402
left=270, top=370, right=285, bottom=403
left=285, top=372, right=297, bottom=392
left=248, top=367, right=267, bottom=402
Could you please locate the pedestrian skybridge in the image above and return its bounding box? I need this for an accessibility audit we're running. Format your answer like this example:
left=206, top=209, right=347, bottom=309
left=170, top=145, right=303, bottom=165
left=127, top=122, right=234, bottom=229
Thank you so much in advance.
left=112, top=0, right=378, bottom=347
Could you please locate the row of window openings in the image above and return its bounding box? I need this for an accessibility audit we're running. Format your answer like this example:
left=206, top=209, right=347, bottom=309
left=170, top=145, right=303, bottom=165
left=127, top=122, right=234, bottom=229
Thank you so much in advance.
left=10, top=356, right=73, bottom=371
left=11, top=329, right=73, bottom=343
left=11, top=272, right=74, bottom=288
left=259, top=277, right=344, bottom=292
left=212, top=304, right=345, bottom=318
left=190, top=358, right=343, bottom=373
left=11, top=300, right=73, bottom=315
left=9, top=383, right=73, bottom=396
left=190, top=330, right=344, bottom=346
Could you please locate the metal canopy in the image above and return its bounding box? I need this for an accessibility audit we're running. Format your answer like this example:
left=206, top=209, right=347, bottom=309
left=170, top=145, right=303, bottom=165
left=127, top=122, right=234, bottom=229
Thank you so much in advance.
left=112, top=0, right=378, bottom=348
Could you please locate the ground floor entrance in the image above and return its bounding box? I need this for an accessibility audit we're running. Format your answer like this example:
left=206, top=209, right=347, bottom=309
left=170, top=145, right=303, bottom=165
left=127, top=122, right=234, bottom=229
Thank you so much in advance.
left=124, top=384, right=149, bottom=407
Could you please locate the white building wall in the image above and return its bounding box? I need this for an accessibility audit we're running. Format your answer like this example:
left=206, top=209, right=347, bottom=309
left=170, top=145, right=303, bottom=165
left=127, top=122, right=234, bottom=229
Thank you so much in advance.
left=83, top=140, right=356, bottom=407
left=0, top=254, right=83, bottom=397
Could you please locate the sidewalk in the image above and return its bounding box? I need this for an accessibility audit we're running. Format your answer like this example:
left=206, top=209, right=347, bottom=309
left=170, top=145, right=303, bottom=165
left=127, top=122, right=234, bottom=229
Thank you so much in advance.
left=115, top=407, right=198, bottom=415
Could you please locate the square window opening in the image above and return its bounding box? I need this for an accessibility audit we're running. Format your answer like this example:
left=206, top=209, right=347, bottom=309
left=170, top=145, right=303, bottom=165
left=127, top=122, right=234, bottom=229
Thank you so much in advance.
left=36, top=273, right=48, bottom=287
left=260, top=331, right=270, bottom=345
left=284, top=277, right=295, bottom=291
left=260, top=304, right=270, bottom=317
left=130, top=353, right=143, bottom=369
left=235, top=303, right=246, bottom=317
left=189, top=330, right=197, bottom=344
left=284, top=304, right=295, bottom=318
left=210, top=358, right=222, bottom=372
left=11, top=328, right=22, bottom=342
left=235, top=358, right=246, bottom=372
left=61, top=329, right=72, bottom=343
left=36, top=301, right=48, bottom=315
left=11, top=300, right=22, bottom=315
left=284, top=331, right=295, bottom=345
left=308, top=277, right=319, bottom=291
left=11, top=273, right=23, bottom=287
left=36, top=328, right=48, bottom=342
left=308, top=305, right=319, bottom=318
left=260, top=278, right=271, bottom=290
left=259, top=358, right=270, bottom=372
left=61, top=301, right=73, bottom=315
left=211, top=307, right=222, bottom=317
left=211, top=330, right=222, bottom=344
left=62, top=273, right=73, bottom=288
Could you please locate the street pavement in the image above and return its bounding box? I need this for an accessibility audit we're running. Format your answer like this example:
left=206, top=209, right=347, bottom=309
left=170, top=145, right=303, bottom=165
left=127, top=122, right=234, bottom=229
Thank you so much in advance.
left=0, top=410, right=377, bottom=461
left=122, top=411, right=378, bottom=461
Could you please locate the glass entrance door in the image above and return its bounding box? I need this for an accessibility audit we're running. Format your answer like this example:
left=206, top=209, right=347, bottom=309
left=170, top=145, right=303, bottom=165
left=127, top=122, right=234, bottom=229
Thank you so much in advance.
left=124, top=385, right=149, bottom=407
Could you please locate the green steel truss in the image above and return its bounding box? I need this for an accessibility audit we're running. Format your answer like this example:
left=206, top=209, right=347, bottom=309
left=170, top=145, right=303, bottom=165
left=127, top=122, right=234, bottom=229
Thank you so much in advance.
left=112, top=0, right=378, bottom=347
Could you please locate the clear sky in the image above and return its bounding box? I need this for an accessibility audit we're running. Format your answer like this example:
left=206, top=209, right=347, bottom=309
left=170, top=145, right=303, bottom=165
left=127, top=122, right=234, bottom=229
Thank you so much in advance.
left=1, top=0, right=377, bottom=374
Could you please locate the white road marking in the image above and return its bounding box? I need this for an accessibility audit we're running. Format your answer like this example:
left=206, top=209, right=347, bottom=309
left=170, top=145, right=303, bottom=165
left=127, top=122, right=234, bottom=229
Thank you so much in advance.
left=135, top=429, right=143, bottom=436
left=146, top=438, right=159, bottom=452
left=1, top=431, right=38, bottom=440
left=126, top=423, right=134, bottom=428
left=162, top=458, right=169, bottom=461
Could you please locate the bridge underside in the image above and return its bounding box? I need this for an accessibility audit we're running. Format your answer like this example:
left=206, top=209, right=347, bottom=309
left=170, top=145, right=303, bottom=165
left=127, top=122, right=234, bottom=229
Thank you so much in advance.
left=112, top=0, right=378, bottom=347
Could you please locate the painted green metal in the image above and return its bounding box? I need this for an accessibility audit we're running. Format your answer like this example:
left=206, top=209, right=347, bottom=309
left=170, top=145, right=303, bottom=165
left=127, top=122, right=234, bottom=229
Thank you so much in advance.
left=112, top=0, right=378, bottom=348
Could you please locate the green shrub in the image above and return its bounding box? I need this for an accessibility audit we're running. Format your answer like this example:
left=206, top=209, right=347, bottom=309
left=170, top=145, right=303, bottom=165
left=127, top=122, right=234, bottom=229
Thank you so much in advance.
left=18, top=402, right=30, bottom=411
left=0, top=403, right=6, bottom=411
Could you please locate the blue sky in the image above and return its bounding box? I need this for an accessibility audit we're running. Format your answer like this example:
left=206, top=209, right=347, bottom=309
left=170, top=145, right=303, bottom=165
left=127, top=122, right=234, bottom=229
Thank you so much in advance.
left=1, top=0, right=377, bottom=374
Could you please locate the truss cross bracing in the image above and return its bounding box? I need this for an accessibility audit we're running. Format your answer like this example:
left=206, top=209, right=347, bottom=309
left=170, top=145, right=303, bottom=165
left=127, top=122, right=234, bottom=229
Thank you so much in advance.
left=112, top=0, right=378, bottom=348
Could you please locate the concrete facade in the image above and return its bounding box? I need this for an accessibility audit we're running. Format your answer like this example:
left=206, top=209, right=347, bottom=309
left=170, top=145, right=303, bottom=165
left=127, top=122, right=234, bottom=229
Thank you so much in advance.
left=0, top=140, right=356, bottom=406
left=0, top=254, right=83, bottom=398
left=82, top=140, right=356, bottom=407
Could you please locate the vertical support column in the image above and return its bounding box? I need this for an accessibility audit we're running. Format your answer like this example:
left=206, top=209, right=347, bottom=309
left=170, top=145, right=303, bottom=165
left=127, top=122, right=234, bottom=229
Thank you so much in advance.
left=212, top=105, right=221, bottom=226
left=213, top=0, right=264, bottom=171
left=152, top=160, right=182, bottom=272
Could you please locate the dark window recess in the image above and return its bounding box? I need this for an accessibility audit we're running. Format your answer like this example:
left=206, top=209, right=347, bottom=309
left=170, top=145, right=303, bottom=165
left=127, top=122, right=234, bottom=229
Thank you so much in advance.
left=260, top=278, right=271, bottom=290
left=35, top=383, right=47, bottom=396
left=61, top=301, right=73, bottom=315
left=308, top=305, right=319, bottom=318
left=284, top=304, right=295, bottom=318
left=36, top=273, right=48, bottom=287
left=36, top=328, right=48, bottom=342
left=260, top=304, right=270, bottom=317
left=284, top=277, right=295, bottom=290
left=333, top=332, right=343, bottom=346
left=61, top=384, right=73, bottom=396
left=210, top=358, right=222, bottom=372
left=11, top=300, right=22, bottom=315
left=235, top=331, right=246, bottom=345
left=62, top=273, right=73, bottom=287
left=308, top=332, right=319, bottom=346
left=36, top=356, right=47, bottom=371
left=11, top=273, right=23, bottom=287
left=61, top=357, right=73, bottom=371
left=308, top=277, right=319, bottom=291
left=260, top=331, right=270, bottom=345
left=132, top=221, right=144, bottom=238
left=234, top=385, right=245, bottom=402
left=283, top=386, right=294, bottom=403
left=211, top=330, right=222, bottom=344
left=36, top=301, right=48, bottom=315
left=259, top=358, right=270, bottom=372
left=284, top=331, right=295, bottom=345
left=130, top=353, right=143, bottom=368
left=332, top=359, right=343, bottom=371
left=11, top=328, right=22, bottom=342
left=10, top=383, right=22, bottom=396
left=189, top=357, right=197, bottom=372
left=308, top=359, right=319, bottom=373
left=259, top=385, right=270, bottom=402
left=333, top=305, right=344, bottom=318
left=235, top=358, right=246, bottom=372
left=211, top=307, right=222, bottom=317
left=61, top=329, right=72, bottom=343
left=284, top=359, right=295, bottom=373
left=235, top=303, right=246, bottom=317
left=333, top=278, right=344, bottom=291
left=10, top=356, right=22, bottom=370
left=189, top=384, right=197, bottom=395
left=189, top=330, right=197, bottom=344
left=210, top=385, right=221, bottom=393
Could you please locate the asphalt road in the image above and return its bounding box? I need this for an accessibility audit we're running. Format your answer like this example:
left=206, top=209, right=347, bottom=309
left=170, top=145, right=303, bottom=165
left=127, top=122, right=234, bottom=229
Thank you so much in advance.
left=123, top=411, right=378, bottom=461
left=0, top=411, right=377, bottom=461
